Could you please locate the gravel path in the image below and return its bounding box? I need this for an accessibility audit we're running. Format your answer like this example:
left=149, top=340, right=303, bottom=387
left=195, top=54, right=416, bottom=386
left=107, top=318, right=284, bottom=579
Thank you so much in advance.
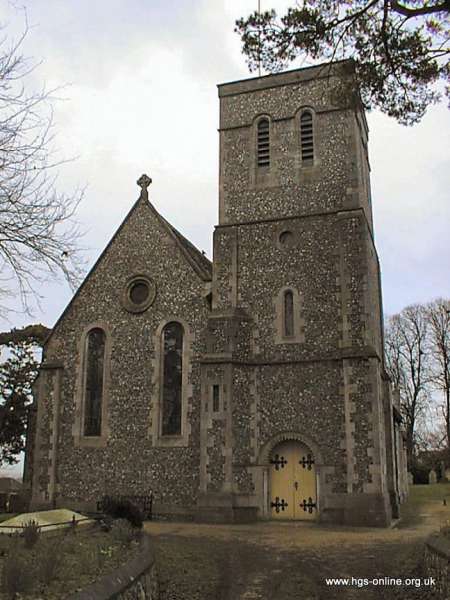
left=146, top=492, right=449, bottom=600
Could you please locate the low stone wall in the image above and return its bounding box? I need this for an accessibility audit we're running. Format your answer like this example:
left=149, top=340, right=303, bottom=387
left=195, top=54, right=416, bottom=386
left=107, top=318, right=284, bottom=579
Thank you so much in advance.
left=68, top=533, right=159, bottom=600
left=423, top=535, right=450, bottom=598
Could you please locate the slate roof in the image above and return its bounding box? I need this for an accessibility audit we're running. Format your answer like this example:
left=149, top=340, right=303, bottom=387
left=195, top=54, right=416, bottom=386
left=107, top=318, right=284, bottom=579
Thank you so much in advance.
left=159, top=213, right=212, bottom=282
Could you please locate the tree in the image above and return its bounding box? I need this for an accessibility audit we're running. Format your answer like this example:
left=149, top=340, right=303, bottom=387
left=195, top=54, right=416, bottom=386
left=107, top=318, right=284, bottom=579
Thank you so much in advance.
left=235, top=1, right=450, bottom=124
left=0, top=24, right=84, bottom=314
left=0, top=329, right=42, bottom=466
left=385, top=304, right=432, bottom=466
left=426, top=298, right=450, bottom=453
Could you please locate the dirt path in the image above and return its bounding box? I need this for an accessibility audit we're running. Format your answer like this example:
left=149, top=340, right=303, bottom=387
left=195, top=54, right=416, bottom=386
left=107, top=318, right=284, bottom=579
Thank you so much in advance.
left=145, top=488, right=449, bottom=600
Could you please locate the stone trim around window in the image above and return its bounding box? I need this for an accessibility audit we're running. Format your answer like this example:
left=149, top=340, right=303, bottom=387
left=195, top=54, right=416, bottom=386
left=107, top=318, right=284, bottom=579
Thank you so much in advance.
left=250, top=114, right=277, bottom=189
left=150, top=317, right=193, bottom=448
left=295, top=106, right=321, bottom=171
left=121, top=273, right=157, bottom=314
left=273, top=286, right=306, bottom=344
left=73, top=321, right=111, bottom=448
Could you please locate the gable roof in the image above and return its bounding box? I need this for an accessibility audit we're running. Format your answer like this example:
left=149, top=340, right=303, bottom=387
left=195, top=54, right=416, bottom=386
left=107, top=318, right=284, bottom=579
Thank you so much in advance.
left=158, top=212, right=212, bottom=281
left=43, top=186, right=212, bottom=348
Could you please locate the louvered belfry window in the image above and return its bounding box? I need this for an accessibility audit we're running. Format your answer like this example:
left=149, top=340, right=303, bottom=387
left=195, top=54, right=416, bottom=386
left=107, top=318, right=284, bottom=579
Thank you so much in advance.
left=257, top=118, right=270, bottom=167
left=300, top=111, right=314, bottom=164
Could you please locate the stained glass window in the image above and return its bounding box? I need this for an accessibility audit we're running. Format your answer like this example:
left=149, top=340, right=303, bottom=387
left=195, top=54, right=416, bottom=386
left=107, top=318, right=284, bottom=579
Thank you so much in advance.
left=84, top=328, right=105, bottom=436
left=161, top=322, right=183, bottom=436
left=284, top=291, right=294, bottom=337
left=212, top=385, right=220, bottom=412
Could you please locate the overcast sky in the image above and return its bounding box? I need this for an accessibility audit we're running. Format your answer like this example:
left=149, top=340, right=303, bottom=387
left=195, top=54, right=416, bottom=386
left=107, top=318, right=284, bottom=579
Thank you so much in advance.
left=0, top=1, right=449, bottom=477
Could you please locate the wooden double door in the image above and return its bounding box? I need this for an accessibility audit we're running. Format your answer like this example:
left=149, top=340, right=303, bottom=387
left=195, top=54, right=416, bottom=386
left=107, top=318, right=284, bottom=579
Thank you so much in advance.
left=270, top=440, right=317, bottom=520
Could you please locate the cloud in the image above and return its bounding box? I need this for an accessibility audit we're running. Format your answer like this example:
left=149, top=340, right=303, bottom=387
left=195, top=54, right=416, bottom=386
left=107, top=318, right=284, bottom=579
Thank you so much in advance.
left=369, top=102, right=450, bottom=314
left=0, top=0, right=448, bottom=327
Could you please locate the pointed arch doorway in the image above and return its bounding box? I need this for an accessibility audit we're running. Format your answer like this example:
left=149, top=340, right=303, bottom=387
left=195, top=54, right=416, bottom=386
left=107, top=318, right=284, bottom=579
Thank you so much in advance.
left=270, top=440, right=318, bottom=520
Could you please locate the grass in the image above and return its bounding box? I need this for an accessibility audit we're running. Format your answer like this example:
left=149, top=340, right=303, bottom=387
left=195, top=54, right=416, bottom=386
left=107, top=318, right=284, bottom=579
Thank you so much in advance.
left=0, top=523, right=141, bottom=599
left=407, top=482, right=450, bottom=505
left=398, top=482, right=450, bottom=528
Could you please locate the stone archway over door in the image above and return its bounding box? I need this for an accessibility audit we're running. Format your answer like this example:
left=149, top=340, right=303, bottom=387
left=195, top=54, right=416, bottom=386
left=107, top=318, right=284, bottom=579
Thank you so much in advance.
left=270, top=440, right=317, bottom=520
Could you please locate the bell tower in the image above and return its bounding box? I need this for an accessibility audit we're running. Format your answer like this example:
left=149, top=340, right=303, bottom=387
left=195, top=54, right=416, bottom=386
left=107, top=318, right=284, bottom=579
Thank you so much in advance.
left=198, top=61, right=398, bottom=526
left=217, top=61, right=374, bottom=230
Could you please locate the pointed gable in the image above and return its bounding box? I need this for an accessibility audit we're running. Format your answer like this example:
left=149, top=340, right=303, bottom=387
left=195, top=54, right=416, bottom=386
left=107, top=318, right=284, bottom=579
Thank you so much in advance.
left=45, top=179, right=211, bottom=348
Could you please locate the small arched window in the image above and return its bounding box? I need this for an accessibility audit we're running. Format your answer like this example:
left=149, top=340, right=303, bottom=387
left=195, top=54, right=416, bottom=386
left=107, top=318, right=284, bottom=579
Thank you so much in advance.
left=257, top=118, right=270, bottom=167
left=83, top=328, right=106, bottom=437
left=300, top=110, right=314, bottom=165
left=284, top=290, right=294, bottom=337
left=161, top=322, right=184, bottom=436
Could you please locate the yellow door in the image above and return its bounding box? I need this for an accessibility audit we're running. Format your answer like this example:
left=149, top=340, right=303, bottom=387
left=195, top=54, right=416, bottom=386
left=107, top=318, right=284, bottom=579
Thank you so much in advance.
left=270, top=441, right=317, bottom=520
left=294, top=445, right=317, bottom=520
left=270, top=441, right=295, bottom=519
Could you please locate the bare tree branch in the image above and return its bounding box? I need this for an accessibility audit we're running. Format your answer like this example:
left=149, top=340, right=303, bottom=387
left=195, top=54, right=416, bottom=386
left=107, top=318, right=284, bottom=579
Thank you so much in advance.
left=0, top=22, right=86, bottom=315
left=426, top=298, right=450, bottom=450
left=385, top=304, right=432, bottom=466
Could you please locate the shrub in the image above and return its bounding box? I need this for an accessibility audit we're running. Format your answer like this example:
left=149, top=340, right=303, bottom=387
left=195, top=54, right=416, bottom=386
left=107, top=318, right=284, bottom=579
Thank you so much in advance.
left=1, top=552, right=33, bottom=598
left=36, top=540, right=63, bottom=585
left=95, top=543, right=113, bottom=569
left=22, top=519, right=40, bottom=549
left=110, top=518, right=137, bottom=544
left=103, top=498, right=143, bottom=529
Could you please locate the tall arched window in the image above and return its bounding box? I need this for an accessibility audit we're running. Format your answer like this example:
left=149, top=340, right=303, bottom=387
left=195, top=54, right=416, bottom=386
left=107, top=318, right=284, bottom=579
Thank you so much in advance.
left=161, top=322, right=184, bottom=436
left=300, top=110, right=314, bottom=165
left=284, top=290, right=294, bottom=337
left=257, top=118, right=270, bottom=167
left=83, top=328, right=106, bottom=436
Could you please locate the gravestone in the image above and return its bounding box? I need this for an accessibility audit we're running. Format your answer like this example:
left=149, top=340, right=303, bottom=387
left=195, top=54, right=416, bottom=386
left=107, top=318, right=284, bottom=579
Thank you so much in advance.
left=429, top=469, right=437, bottom=485
left=407, top=472, right=414, bottom=486
left=444, top=468, right=450, bottom=482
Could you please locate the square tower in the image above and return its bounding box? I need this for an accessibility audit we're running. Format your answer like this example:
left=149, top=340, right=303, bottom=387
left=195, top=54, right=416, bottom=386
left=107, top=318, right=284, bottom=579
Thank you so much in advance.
left=199, top=61, right=402, bottom=526
left=218, top=60, right=373, bottom=230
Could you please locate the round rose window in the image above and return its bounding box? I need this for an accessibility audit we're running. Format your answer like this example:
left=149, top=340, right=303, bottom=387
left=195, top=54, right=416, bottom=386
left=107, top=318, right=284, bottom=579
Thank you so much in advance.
left=129, top=280, right=150, bottom=305
left=122, top=275, right=156, bottom=313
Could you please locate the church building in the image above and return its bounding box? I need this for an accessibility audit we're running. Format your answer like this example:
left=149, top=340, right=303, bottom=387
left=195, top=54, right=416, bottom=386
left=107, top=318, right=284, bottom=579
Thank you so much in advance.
left=26, top=61, right=408, bottom=526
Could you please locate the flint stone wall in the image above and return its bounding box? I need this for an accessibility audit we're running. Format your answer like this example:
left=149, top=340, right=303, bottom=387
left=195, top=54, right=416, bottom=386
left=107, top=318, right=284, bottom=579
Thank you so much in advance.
left=33, top=198, right=209, bottom=513
left=207, top=63, right=392, bottom=525
left=218, top=65, right=370, bottom=226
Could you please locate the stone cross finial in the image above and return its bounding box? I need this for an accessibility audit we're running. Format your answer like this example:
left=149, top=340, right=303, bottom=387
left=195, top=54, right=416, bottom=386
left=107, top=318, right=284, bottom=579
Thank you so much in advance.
left=137, top=174, right=152, bottom=200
